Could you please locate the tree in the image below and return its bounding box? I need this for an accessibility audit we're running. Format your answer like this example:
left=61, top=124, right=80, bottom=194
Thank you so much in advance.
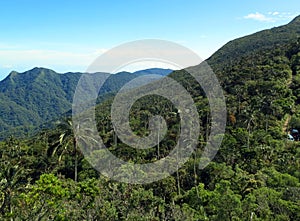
left=48, top=118, right=80, bottom=182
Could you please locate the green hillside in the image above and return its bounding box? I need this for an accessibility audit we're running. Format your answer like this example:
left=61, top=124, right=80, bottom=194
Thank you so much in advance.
left=0, top=68, right=81, bottom=139
left=208, top=15, right=300, bottom=66
left=0, top=68, right=172, bottom=139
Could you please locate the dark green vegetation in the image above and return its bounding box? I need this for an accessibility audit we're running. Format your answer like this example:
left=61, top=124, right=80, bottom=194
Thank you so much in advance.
left=1, top=16, right=300, bottom=220
left=209, top=15, right=300, bottom=66
left=0, top=68, right=172, bottom=140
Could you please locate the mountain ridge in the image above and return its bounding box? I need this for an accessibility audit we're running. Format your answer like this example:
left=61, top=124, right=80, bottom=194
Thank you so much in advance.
left=0, top=67, right=173, bottom=139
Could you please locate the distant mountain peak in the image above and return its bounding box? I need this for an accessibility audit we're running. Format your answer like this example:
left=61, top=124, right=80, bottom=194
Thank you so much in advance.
left=133, top=68, right=173, bottom=76
left=4, top=67, right=57, bottom=81
left=4, top=71, right=19, bottom=83
left=8, top=70, right=19, bottom=77
left=28, top=67, right=57, bottom=74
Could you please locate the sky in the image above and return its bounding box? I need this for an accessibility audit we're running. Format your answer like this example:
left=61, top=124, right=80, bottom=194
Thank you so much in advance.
left=0, top=0, right=299, bottom=80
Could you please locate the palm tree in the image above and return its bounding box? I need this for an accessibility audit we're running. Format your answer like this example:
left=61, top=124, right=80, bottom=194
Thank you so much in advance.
left=48, top=118, right=79, bottom=182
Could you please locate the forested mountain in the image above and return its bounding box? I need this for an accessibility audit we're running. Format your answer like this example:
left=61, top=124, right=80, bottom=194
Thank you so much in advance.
left=0, top=67, right=172, bottom=139
left=208, top=15, right=300, bottom=66
left=0, top=68, right=80, bottom=138
left=0, top=16, right=300, bottom=220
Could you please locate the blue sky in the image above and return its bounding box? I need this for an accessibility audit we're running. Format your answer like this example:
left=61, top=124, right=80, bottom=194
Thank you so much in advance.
left=0, top=0, right=299, bottom=79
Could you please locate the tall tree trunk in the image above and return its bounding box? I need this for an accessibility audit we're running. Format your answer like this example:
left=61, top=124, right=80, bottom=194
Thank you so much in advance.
left=176, top=168, right=181, bottom=195
left=193, top=153, right=200, bottom=198
left=74, top=137, right=78, bottom=182
left=157, top=120, right=160, bottom=160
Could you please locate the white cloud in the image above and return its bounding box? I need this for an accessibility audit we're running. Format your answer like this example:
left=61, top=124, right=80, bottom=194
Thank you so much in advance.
left=243, top=12, right=275, bottom=22
left=243, top=12, right=298, bottom=22
left=1, top=64, right=12, bottom=68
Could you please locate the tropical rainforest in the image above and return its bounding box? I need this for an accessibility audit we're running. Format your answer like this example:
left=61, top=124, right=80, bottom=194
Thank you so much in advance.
left=0, top=16, right=300, bottom=220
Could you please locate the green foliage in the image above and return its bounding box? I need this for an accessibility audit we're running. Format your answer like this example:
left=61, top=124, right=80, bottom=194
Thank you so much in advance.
left=208, top=15, right=300, bottom=67
left=0, top=68, right=172, bottom=140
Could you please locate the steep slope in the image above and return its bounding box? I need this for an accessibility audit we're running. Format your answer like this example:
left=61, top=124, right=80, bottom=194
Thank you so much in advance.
left=208, top=15, right=300, bottom=66
left=190, top=15, right=300, bottom=138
